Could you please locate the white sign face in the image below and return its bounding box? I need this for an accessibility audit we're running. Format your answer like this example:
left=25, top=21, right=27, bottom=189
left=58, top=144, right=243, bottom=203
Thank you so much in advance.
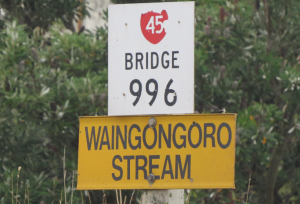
left=108, top=2, right=194, bottom=116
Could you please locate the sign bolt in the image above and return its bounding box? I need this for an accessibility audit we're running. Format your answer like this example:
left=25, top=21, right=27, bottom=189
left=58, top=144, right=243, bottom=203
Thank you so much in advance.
left=147, top=173, right=155, bottom=184
left=148, top=117, right=157, bottom=128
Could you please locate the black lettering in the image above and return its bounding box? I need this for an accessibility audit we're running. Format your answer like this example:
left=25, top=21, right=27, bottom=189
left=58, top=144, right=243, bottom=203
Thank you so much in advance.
left=129, top=124, right=141, bottom=150
left=149, top=155, right=160, bottom=179
left=124, top=156, right=134, bottom=180
left=172, top=51, right=179, bottom=68
left=136, top=52, right=143, bottom=69
left=85, top=126, right=101, bottom=150
left=112, top=155, right=123, bottom=181
left=162, top=51, right=169, bottom=68
left=175, top=155, right=191, bottom=179
left=143, top=125, right=157, bottom=149
left=161, top=155, right=174, bottom=179
left=112, top=126, right=114, bottom=150
left=136, top=155, right=147, bottom=179
left=146, top=52, right=148, bottom=69
left=99, top=126, right=110, bottom=150
left=217, top=123, right=232, bottom=149
left=125, top=53, right=133, bottom=70
left=188, top=123, right=202, bottom=148
left=173, top=123, right=186, bottom=149
left=204, top=123, right=216, bottom=147
left=159, top=124, right=171, bottom=148
left=151, top=52, right=159, bottom=69
left=116, top=126, right=127, bottom=149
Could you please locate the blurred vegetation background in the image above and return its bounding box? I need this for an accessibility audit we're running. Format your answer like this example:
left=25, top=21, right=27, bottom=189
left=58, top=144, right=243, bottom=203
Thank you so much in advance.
left=0, top=0, right=300, bottom=204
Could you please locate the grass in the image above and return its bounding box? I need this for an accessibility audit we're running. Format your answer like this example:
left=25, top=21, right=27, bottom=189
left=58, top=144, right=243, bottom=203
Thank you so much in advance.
left=246, top=173, right=252, bottom=204
left=6, top=165, right=192, bottom=204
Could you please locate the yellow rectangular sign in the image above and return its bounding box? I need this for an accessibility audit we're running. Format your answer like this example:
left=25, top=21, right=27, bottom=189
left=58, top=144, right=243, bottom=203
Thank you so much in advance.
left=77, top=114, right=236, bottom=190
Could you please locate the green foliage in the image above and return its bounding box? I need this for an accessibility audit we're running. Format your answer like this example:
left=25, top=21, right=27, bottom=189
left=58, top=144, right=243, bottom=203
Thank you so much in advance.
left=190, top=0, right=300, bottom=203
left=0, top=20, right=107, bottom=203
left=0, top=0, right=87, bottom=33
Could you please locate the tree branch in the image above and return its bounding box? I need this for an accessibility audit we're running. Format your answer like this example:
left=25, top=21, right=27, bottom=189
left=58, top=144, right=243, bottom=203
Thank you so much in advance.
left=61, top=16, right=75, bottom=33
left=265, top=134, right=288, bottom=204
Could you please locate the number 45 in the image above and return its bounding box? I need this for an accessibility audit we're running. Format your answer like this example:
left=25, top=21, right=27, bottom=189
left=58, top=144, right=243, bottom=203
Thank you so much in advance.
left=146, top=15, right=164, bottom=34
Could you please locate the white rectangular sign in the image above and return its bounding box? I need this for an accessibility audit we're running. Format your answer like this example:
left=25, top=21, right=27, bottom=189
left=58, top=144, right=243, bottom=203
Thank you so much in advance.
left=108, top=2, right=194, bottom=116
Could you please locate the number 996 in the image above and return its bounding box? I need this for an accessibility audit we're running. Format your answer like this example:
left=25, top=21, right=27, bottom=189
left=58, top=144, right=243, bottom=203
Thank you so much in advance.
left=129, top=79, right=177, bottom=106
